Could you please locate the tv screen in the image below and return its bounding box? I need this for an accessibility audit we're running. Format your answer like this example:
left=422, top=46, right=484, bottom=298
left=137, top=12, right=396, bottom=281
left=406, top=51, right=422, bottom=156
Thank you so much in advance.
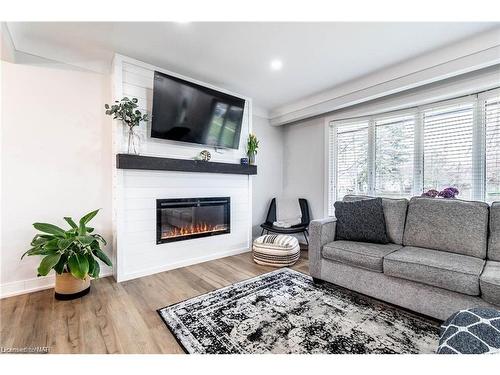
left=151, top=71, right=245, bottom=149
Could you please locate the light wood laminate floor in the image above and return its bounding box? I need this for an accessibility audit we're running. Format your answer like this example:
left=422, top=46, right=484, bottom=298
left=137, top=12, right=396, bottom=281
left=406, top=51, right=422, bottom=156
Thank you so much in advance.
left=0, top=250, right=309, bottom=354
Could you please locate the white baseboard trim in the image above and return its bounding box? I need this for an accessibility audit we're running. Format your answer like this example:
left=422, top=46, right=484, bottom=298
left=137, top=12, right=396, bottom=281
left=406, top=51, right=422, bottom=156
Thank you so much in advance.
left=0, top=266, right=113, bottom=299
left=117, top=246, right=251, bottom=282
left=2, top=247, right=252, bottom=297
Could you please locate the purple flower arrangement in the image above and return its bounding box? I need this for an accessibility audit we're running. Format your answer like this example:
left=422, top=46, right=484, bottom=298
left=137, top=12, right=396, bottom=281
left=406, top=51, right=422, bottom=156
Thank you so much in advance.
left=422, top=187, right=459, bottom=199
left=422, top=189, right=439, bottom=198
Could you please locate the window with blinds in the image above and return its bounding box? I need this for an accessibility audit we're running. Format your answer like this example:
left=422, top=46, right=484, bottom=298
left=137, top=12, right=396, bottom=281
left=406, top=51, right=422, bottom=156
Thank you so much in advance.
left=485, top=96, right=500, bottom=203
left=375, top=115, right=415, bottom=198
left=327, top=87, right=500, bottom=212
left=422, top=102, right=474, bottom=200
left=335, top=121, right=369, bottom=200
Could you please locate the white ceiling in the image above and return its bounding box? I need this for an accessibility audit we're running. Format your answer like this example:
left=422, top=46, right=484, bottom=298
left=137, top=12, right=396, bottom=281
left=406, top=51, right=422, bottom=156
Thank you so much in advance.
left=6, top=22, right=500, bottom=110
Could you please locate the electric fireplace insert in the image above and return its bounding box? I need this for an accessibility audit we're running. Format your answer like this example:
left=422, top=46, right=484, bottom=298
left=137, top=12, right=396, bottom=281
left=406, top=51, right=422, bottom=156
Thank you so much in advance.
left=156, top=197, right=230, bottom=244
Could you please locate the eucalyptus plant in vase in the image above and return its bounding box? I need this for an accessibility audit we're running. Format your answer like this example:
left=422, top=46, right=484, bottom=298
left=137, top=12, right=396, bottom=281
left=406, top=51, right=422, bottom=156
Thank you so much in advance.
left=247, top=133, right=259, bottom=165
left=105, top=97, right=149, bottom=154
left=21, top=209, right=112, bottom=300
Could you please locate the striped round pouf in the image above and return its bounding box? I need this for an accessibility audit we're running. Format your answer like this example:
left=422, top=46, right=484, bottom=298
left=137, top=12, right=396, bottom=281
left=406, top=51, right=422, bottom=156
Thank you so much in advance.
left=252, top=234, right=300, bottom=267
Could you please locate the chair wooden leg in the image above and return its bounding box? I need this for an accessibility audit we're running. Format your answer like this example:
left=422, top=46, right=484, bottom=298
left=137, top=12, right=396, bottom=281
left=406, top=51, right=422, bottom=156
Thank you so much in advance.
left=261, top=228, right=265, bottom=236
left=303, top=231, right=309, bottom=246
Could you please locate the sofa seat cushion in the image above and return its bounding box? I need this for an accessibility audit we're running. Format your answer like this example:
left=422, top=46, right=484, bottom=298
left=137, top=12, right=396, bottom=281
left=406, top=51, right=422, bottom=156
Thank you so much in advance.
left=322, top=241, right=402, bottom=272
left=480, top=261, right=500, bottom=306
left=384, top=246, right=485, bottom=296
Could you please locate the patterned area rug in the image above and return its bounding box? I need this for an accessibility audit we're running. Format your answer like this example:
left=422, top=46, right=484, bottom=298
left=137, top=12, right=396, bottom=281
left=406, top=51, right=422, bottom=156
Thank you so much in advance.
left=158, top=268, right=440, bottom=354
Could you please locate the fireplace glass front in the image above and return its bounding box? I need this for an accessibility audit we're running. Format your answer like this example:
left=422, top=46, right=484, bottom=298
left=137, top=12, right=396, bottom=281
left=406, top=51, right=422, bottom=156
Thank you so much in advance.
left=156, top=197, right=230, bottom=244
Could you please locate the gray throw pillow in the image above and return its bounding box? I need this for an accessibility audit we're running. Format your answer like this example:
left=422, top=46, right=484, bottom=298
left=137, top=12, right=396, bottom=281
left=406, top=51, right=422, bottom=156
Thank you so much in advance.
left=334, top=198, right=389, bottom=244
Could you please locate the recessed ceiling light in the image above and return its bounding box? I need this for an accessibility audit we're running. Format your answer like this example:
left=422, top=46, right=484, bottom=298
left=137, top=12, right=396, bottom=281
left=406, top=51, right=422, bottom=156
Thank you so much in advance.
left=270, top=59, right=283, bottom=71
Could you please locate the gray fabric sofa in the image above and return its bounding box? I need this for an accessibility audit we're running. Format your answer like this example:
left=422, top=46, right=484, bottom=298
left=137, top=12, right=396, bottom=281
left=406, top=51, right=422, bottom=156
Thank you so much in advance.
left=309, top=196, right=500, bottom=320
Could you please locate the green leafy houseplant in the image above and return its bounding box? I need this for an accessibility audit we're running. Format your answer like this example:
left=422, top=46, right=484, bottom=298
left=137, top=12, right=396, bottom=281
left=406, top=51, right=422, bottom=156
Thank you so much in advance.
left=22, top=209, right=111, bottom=280
left=105, top=97, right=149, bottom=154
left=246, top=133, right=259, bottom=165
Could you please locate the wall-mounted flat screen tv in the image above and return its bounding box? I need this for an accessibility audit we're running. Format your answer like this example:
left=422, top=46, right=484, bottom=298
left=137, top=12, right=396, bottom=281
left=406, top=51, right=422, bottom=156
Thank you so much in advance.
left=151, top=71, right=245, bottom=149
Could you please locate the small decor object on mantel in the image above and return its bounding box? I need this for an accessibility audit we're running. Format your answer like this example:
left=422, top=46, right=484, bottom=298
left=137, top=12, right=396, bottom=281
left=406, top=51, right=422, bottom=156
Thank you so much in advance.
left=105, top=97, right=149, bottom=155
left=240, top=157, right=249, bottom=165
left=21, top=209, right=112, bottom=300
left=421, top=187, right=459, bottom=199
left=199, top=150, right=211, bottom=161
left=246, top=133, right=259, bottom=165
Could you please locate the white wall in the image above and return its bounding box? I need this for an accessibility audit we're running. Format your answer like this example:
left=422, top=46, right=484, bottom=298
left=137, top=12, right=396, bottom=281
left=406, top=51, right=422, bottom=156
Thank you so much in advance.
left=282, top=117, right=326, bottom=221
left=117, top=170, right=252, bottom=281
left=0, top=51, right=287, bottom=296
left=112, top=55, right=257, bottom=282
left=251, top=114, right=283, bottom=237
left=1, top=53, right=113, bottom=297
left=115, top=56, right=251, bottom=161
left=279, top=65, right=500, bottom=222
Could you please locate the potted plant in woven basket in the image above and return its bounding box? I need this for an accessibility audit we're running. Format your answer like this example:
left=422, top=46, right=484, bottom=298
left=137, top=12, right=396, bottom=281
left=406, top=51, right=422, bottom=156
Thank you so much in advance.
left=22, top=209, right=112, bottom=300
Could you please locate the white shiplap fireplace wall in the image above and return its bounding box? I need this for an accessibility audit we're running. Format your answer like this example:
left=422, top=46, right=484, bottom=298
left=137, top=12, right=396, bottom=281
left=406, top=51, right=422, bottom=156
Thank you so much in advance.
left=112, top=55, right=253, bottom=282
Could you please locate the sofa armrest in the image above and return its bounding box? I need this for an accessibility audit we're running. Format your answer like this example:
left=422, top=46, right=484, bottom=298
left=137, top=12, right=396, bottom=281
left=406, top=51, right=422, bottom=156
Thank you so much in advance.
left=309, top=218, right=336, bottom=279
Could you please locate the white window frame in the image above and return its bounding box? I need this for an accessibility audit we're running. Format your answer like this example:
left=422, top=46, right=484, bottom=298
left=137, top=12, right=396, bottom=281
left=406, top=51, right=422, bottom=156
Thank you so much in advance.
left=480, top=87, right=500, bottom=203
left=326, top=88, right=500, bottom=215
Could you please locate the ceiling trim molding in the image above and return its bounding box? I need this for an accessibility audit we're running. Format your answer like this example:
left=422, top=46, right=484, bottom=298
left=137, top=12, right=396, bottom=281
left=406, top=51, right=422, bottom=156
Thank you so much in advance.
left=323, top=64, right=500, bottom=123
left=269, top=28, right=500, bottom=126
left=1, top=22, right=16, bottom=63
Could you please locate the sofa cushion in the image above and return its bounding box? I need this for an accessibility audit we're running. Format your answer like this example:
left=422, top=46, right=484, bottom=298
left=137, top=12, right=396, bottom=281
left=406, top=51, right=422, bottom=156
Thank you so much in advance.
left=403, top=197, right=489, bottom=259
left=384, top=246, right=485, bottom=296
left=334, top=198, right=389, bottom=244
left=343, top=195, right=408, bottom=245
left=488, top=202, right=500, bottom=261
left=480, top=261, right=500, bottom=306
left=322, top=241, right=402, bottom=272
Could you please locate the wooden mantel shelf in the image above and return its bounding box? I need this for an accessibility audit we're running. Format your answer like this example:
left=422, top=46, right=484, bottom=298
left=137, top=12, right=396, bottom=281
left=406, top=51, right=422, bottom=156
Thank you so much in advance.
left=116, top=154, right=257, bottom=175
